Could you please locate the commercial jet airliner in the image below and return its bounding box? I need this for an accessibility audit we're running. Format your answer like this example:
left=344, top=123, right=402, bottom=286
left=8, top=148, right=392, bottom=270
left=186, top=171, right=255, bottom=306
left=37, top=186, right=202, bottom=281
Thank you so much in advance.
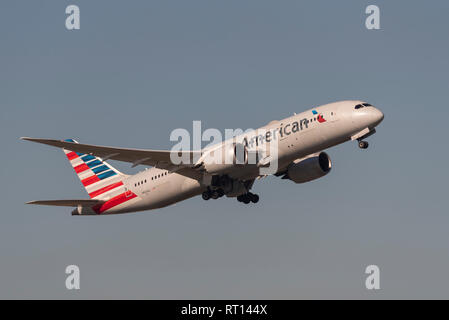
left=22, top=100, right=384, bottom=215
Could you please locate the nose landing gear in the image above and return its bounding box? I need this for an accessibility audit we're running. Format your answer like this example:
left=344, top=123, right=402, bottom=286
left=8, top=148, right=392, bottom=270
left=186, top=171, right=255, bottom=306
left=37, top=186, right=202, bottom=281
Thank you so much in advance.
left=358, top=140, right=369, bottom=149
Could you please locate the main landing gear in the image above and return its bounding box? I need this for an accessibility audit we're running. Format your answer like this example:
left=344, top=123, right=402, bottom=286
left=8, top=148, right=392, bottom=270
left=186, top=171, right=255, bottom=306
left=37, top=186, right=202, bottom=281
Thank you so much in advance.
left=202, top=189, right=260, bottom=204
left=237, top=192, right=259, bottom=204
left=202, top=176, right=259, bottom=204
left=358, top=140, right=369, bottom=149
left=202, top=188, right=225, bottom=201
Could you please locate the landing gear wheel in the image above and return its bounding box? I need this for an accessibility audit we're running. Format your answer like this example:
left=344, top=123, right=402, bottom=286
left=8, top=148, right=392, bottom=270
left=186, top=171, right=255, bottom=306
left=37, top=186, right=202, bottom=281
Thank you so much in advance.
left=250, top=194, right=259, bottom=203
left=211, top=190, right=219, bottom=199
left=202, top=191, right=211, bottom=201
left=237, top=193, right=258, bottom=204
left=217, top=189, right=225, bottom=198
left=358, top=140, right=369, bottom=149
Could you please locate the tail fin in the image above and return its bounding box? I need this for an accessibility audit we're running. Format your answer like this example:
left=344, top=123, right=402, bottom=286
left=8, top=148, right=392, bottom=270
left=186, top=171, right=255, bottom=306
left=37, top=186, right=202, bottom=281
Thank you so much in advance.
left=63, top=139, right=128, bottom=200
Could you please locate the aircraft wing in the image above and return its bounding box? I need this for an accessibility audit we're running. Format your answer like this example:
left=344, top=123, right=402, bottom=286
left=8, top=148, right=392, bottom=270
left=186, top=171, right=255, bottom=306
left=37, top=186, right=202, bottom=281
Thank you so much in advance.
left=21, top=137, right=203, bottom=179
left=26, top=199, right=104, bottom=207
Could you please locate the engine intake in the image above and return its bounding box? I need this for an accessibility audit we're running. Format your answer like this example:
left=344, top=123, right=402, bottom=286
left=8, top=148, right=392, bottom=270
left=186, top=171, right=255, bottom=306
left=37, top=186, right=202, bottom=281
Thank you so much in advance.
left=284, top=152, right=332, bottom=184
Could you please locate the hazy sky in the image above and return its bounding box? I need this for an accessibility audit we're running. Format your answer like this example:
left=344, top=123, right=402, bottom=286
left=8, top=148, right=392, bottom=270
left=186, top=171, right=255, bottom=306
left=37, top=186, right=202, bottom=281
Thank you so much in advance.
left=1, top=0, right=448, bottom=299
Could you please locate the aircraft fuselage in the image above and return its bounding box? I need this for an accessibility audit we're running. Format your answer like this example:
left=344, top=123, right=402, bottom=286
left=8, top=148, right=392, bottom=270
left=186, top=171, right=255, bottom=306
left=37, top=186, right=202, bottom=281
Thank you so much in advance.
left=106, top=100, right=384, bottom=214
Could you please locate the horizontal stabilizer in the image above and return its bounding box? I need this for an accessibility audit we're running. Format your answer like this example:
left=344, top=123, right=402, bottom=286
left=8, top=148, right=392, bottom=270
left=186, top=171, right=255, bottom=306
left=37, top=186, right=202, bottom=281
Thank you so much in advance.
left=26, top=199, right=104, bottom=207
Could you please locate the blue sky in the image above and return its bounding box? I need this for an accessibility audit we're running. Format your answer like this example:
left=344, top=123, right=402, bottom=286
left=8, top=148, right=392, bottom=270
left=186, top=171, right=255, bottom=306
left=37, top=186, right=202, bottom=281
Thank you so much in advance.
left=1, top=0, right=448, bottom=298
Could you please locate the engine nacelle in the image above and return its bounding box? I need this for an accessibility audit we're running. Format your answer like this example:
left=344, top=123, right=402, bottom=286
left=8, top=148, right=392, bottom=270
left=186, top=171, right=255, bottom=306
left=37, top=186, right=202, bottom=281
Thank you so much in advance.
left=284, top=152, right=332, bottom=184
left=202, top=142, right=248, bottom=174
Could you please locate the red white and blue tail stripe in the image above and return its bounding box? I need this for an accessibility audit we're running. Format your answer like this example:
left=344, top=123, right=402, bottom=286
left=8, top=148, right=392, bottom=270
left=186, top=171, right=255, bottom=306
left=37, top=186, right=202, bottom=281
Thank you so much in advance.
left=63, top=139, right=127, bottom=201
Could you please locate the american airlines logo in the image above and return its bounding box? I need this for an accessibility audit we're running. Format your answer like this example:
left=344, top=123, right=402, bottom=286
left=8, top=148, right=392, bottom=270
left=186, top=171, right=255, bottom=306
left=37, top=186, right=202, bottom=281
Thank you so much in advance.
left=312, top=110, right=326, bottom=123
left=243, top=111, right=326, bottom=149
left=243, top=120, right=305, bottom=149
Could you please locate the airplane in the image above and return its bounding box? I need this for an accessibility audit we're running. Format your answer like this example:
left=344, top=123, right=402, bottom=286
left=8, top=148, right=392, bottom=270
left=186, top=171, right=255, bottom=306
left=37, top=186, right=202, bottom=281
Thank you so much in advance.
left=22, top=100, right=384, bottom=215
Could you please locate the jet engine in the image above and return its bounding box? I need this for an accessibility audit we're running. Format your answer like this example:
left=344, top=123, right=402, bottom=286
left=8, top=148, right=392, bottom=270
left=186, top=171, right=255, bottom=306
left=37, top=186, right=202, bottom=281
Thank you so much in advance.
left=283, top=152, right=332, bottom=184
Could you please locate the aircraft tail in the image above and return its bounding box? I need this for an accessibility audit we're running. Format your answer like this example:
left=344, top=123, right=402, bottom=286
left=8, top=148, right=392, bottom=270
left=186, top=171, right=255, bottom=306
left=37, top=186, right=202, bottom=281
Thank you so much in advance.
left=63, top=139, right=128, bottom=200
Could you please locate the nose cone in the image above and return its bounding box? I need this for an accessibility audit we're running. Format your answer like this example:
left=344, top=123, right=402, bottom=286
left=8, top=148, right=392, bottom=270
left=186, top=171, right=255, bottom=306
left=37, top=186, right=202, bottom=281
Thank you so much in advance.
left=371, top=108, right=384, bottom=127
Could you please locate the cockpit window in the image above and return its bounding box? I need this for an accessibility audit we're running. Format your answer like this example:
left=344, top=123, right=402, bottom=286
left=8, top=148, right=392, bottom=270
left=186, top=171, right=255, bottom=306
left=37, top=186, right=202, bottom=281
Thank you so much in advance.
left=355, top=103, right=373, bottom=109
